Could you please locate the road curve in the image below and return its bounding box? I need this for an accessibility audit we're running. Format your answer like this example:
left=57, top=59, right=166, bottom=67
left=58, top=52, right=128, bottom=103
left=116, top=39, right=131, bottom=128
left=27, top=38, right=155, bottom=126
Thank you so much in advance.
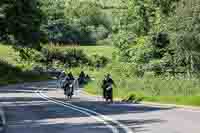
left=0, top=81, right=200, bottom=133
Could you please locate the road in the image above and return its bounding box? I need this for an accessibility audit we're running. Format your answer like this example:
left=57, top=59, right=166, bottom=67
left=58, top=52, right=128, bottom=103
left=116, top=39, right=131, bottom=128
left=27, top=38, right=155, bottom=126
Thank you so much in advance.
left=0, top=81, right=200, bottom=133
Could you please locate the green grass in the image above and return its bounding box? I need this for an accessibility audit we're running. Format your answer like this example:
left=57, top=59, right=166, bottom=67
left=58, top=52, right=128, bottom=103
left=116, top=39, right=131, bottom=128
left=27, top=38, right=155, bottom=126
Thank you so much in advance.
left=45, top=44, right=117, bottom=59
left=143, top=96, right=200, bottom=106
left=85, top=79, right=200, bottom=106
left=0, top=44, right=50, bottom=86
left=79, top=46, right=117, bottom=59
left=0, top=72, right=51, bottom=86
left=0, top=44, right=19, bottom=64
left=82, top=62, right=200, bottom=107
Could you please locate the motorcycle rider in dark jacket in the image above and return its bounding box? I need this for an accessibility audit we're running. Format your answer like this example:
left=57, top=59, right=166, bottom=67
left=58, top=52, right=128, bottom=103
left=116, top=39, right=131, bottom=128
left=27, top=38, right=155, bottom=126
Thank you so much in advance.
left=78, top=71, right=86, bottom=85
left=102, top=74, right=115, bottom=102
left=67, top=72, right=75, bottom=96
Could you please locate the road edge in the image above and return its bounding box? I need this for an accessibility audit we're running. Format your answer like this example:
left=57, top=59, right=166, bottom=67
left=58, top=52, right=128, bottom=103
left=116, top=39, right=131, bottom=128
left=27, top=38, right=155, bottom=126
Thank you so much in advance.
left=83, top=90, right=200, bottom=111
left=0, top=105, right=6, bottom=132
left=141, top=101, right=200, bottom=110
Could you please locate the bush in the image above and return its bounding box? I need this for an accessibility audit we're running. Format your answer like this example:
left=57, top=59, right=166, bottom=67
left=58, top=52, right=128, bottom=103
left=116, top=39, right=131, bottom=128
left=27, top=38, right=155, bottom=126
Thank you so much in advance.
left=41, top=45, right=110, bottom=68
left=63, top=48, right=89, bottom=67
left=0, top=60, right=21, bottom=75
left=90, top=54, right=109, bottom=68
left=0, top=59, right=50, bottom=86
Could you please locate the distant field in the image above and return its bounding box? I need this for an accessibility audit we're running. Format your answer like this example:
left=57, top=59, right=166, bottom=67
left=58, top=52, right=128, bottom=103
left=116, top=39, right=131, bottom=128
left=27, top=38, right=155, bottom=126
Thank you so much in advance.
left=79, top=46, right=117, bottom=58
left=0, top=44, right=117, bottom=62
left=46, top=45, right=117, bottom=59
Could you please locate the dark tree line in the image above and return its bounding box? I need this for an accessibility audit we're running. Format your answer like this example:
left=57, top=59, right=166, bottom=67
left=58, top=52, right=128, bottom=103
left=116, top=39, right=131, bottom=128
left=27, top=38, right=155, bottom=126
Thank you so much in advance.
left=0, top=0, right=44, bottom=50
left=0, top=0, right=113, bottom=48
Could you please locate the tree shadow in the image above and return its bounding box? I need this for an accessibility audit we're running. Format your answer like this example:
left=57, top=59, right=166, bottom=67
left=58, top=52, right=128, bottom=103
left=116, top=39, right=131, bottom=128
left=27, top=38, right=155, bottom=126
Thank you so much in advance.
left=1, top=95, right=173, bottom=121
left=4, top=112, right=165, bottom=133
left=0, top=60, right=50, bottom=87
left=69, top=100, right=173, bottom=115
left=5, top=118, right=114, bottom=133
left=4, top=105, right=165, bottom=133
left=1, top=81, right=172, bottom=133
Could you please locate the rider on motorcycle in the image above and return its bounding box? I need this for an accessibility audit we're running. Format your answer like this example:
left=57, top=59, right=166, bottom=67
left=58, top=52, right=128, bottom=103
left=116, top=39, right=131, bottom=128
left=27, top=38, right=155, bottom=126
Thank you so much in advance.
left=63, top=74, right=74, bottom=99
left=68, top=72, right=75, bottom=95
left=68, top=72, right=75, bottom=81
left=59, top=71, right=66, bottom=79
left=78, top=71, right=86, bottom=85
left=102, top=74, right=115, bottom=102
left=58, top=71, right=66, bottom=88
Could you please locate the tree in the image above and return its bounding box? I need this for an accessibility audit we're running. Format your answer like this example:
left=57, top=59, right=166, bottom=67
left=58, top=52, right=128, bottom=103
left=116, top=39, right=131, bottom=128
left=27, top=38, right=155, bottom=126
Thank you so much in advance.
left=112, top=0, right=180, bottom=75
left=175, top=6, right=200, bottom=76
left=65, top=0, right=112, bottom=43
left=0, top=0, right=44, bottom=50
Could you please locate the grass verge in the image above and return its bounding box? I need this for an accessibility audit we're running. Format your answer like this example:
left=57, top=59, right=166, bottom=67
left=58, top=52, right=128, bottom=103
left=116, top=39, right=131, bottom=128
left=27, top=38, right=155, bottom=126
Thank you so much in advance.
left=0, top=44, right=51, bottom=86
left=0, top=60, right=51, bottom=86
left=82, top=63, right=200, bottom=107
left=85, top=83, right=200, bottom=106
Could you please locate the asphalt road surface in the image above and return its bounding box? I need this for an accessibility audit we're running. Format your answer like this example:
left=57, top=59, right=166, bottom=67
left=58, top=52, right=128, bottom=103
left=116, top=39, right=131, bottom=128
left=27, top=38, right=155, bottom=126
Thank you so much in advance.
left=0, top=81, right=200, bottom=133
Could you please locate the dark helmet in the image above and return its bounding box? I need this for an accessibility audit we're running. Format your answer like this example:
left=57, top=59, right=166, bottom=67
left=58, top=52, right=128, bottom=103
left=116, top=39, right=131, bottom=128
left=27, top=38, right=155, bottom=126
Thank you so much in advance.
left=81, top=71, right=84, bottom=74
left=106, top=74, right=111, bottom=78
left=68, top=72, right=73, bottom=76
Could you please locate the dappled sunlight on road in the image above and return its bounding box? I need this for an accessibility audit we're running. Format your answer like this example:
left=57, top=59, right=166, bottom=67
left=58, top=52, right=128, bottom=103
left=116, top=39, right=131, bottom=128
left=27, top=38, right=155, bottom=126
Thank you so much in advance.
left=0, top=81, right=200, bottom=133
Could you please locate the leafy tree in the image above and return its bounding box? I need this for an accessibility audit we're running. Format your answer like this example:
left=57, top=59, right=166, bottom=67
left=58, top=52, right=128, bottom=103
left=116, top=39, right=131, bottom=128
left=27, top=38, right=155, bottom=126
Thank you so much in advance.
left=112, top=0, right=180, bottom=75
left=0, top=0, right=45, bottom=50
left=65, top=0, right=112, bottom=43
left=175, top=6, right=200, bottom=76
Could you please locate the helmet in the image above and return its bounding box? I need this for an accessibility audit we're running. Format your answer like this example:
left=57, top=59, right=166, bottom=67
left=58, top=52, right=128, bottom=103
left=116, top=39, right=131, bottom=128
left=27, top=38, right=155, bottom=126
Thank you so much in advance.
left=106, top=74, right=111, bottom=78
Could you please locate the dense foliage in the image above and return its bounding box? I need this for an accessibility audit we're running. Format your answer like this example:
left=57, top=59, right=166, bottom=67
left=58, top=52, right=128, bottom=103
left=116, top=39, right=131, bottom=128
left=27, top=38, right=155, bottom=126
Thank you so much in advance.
left=112, top=0, right=200, bottom=78
left=40, top=45, right=109, bottom=68
left=1, top=0, right=200, bottom=105
left=40, top=0, right=112, bottom=44
left=0, top=0, right=44, bottom=49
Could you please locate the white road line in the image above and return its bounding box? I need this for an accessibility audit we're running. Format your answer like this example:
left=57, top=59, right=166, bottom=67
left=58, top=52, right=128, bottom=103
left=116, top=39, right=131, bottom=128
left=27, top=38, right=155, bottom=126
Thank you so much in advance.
left=36, top=87, right=133, bottom=133
left=35, top=88, right=119, bottom=133
left=40, top=92, right=133, bottom=133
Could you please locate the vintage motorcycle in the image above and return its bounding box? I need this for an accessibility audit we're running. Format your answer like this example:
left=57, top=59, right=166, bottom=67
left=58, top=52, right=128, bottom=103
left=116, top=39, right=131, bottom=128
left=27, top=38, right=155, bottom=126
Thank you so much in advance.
left=104, top=84, right=113, bottom=102
left=64, top=82, right=73, bottom=99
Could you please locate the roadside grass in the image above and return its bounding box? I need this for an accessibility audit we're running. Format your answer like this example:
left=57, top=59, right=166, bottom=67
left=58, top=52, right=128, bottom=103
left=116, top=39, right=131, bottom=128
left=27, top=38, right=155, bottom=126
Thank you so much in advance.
left=0, top=44, right=51, bottom=86
left=0, top=44, right=19, bottom=64
left=0, top=59, right=51, bottom=86
left=143, top=96, right=200, bottom=106
left=0, top=73, right=50, bottom=86
left=85, top=78, right=200, bottom=106
left=82, top=62, right=200, bottom=107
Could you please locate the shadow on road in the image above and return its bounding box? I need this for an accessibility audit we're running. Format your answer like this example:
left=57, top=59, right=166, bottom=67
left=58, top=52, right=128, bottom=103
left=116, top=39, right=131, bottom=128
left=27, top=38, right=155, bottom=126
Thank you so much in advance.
left=1, top=96, right=172, bottom=117
left=0, top=82, right=171, bottom=133
left=69, top=100, right=173, bottom=115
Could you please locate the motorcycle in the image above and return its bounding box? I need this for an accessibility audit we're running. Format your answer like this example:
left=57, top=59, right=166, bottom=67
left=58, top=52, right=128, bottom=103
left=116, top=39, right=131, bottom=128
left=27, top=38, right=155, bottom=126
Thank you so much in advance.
left=64, top=83, right=73, bottom=99
left=78, top=77, right=85, bottom=86
left=105, top=84, right=113, bottom=102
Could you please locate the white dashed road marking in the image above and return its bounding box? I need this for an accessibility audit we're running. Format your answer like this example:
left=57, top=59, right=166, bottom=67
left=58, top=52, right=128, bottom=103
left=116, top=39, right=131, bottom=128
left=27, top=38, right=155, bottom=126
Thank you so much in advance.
left=35, top=87, right=134, bottom=133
